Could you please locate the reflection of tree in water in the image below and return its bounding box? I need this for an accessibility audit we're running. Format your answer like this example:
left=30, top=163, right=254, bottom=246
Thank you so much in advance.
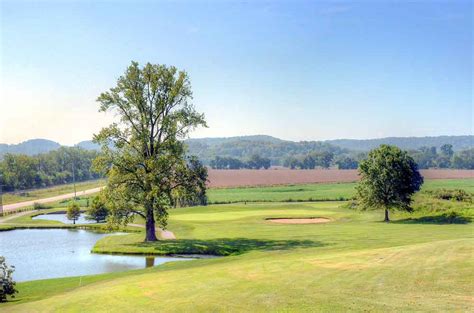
left=146, top=257, right=155, bottom=268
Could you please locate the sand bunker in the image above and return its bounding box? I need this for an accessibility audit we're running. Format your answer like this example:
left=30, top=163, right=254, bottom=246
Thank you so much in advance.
left=266, top=217, right=331, bottom=224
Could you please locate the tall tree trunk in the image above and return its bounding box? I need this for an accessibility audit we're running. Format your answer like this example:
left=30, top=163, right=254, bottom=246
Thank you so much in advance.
left=145, top=205, right=158, bottom=242
left=384, top=208, right=390, bottom=222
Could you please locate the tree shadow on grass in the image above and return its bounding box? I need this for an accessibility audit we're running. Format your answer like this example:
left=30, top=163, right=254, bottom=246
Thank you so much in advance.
left=393, top=213, right=471, bottom=225
left=129, top=238, right=326, bottom=256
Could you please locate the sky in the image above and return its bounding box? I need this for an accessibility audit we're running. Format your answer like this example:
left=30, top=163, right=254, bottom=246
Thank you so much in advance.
left=0, top=0, right=472, bottom=145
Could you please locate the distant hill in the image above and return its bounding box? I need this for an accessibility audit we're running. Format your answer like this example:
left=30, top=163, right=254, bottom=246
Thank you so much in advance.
left=0, top=139, right=61, bottom=157
left=185, top=135, right=473, bottom=165
left=76, top=140, right=100, bottom=151
left=1, top=135, right=472, bottom=164
left=186, top=135, right=285, bottom=146
left=326, top=136, right=473, bottom=152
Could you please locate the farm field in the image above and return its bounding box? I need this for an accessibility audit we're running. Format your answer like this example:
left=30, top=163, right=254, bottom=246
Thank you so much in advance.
left=2, top=178, right=473, bottom=312
left=3, top=170, right=473, bottom=207
left=207, top=178, right=474, bottom=204
left=207, top=169, right=474, bottom=188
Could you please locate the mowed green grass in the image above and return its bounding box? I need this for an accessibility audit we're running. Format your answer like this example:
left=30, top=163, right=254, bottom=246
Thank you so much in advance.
left=207, top=178, right=474, bottom=203
left=2, top=180, right=105, bottom=205
left=5, top=197, right=474, bottom=312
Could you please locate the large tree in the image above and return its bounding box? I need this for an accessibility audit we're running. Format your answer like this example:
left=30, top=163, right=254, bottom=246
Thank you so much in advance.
left=356, top=145, right=423, bottom=222
left=93, top=62, right=207, bottom=241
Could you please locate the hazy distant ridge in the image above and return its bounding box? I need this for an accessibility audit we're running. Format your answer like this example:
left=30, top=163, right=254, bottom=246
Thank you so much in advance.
left=1, top=135, right=472, bottom=158
left=325, top=135, right=473, bottom=151
left=0, top=139, right=61, bottom=156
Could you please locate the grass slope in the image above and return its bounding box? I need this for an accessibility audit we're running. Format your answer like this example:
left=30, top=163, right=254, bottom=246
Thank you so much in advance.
left=2, top=180, right=104, bottom=205
left=207, top=179, right=474, bottom=203
left=5, top=199, right=473, bottom=312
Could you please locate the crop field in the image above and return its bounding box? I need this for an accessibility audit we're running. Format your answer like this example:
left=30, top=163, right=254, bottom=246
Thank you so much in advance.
left=207, top=169, right=474, bottom=188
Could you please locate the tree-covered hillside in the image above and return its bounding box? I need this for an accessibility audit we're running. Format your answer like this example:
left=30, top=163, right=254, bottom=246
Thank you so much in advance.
left=185, top=135, right=473, bottom=166
left=326, top=135, right=473, bottom=151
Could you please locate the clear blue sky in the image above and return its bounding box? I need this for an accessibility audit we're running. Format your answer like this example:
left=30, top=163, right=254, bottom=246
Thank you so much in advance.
left=1, top=0, right=472, bottom=145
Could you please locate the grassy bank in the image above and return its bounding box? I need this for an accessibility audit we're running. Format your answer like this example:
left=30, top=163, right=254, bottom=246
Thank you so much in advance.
left=2, top=179, right=105, bottom=205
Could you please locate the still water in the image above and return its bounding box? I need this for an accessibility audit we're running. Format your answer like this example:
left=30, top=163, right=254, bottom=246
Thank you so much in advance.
left=32, top=213, right=95, bottom=224
left=0, top=229, right=190, bottom=282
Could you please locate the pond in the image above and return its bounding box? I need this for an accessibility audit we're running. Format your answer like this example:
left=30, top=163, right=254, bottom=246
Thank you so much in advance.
left=32, top=213, right=95, bottom=224
left=0, top=229, right=191, bottom=282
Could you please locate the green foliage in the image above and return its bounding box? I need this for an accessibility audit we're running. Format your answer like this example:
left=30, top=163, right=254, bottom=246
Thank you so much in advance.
left=210, top=156, right=243, bottom=169
left=409, top=146, right=474, bottom=169
left=440, top=144, right=454, bottom=158
left=335, top=156, right=358, bottom=169
left=0, top=256, right=18, bottom=303
left=66, top=202, right=81, bottom=224
left=209, top=154, right=271, bottom=169
left=93, top=61, right=207, bottom=241
left=452, top=148, right=474, bottom=169
left=86, top=195, right=109, bottom=223
left=0, top=147, right=101, bottom=192
left=33, top=202, right=51, bottom=210
left=246, top=154, right=271, bottom=169
left=283, top=151, right=335, bottom=169
left=356, top=145, right=424, bottom=221
left=427, top=189, right=472, bottom=202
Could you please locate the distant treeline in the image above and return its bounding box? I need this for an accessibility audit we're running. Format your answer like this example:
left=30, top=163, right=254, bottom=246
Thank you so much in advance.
left=187, top=137, right=347, bottom=166
left=409, top=145, right=473, bottom=169
left=1, top=143, right=472, bottom=192
left=210, top=155, right=271, bottom=169
left=0, top=147, right=101, bottom=192
left=210, top=144, right=474, bottom=170
left=185, top=135, right=474, bottom=166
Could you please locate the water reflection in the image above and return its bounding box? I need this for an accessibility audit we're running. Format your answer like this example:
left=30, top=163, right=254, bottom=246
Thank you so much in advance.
left=146, top=257, right=155, bottom=268
left=32, top=213, right=96, bottom=224
left=0, top=229, right=191, bottom=282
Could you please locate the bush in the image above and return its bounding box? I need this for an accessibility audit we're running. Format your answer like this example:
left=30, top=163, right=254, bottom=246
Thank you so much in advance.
left=33, top=202, right=51, bottom=210
left=86, top=196, right=109, bottom=223
left=429, top=189, right=472, bottom=202
left=67, top=202, right=81, bottom=224
left=0, top=256, right=17, bottom=302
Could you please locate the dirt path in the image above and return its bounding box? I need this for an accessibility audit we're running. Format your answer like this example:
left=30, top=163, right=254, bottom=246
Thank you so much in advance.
left=129, top=223, right=176, bottom=240
left=2, top=187, right=104, bottom=213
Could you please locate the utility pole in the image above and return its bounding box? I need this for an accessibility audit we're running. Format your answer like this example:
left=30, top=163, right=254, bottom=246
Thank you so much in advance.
left=0, top=175, right=4, bottom=217
left=72, top=160, right=77, bottom=200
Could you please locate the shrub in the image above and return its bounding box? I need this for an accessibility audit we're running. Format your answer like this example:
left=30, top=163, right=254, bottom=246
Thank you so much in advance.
left=0, top=256, right=17, bottom=302
left=67, top=202, right=81, bottom=224
left=429, top=189, right=472, bottom=202
left=86, top=196, right=109, bottom=223
left=33, top=202, right=50, bottom=210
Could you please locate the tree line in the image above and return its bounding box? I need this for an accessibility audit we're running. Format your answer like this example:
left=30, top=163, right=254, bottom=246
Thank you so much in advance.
left=281, top=144, right=474, bottom=170
left=210, top=155, right=271, bottom=169
left=409, top=145, right=473, bottom=169
left=0, top=147, right=101, bottom=192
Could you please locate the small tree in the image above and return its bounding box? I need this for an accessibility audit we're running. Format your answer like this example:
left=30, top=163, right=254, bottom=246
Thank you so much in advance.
left=0, top=256, right=17, bottom=303
left=86, top=195, right=109, bottom=223
left=356, top=145, right=424, bottom=222
left=67, top=202, right=81, bottom=224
